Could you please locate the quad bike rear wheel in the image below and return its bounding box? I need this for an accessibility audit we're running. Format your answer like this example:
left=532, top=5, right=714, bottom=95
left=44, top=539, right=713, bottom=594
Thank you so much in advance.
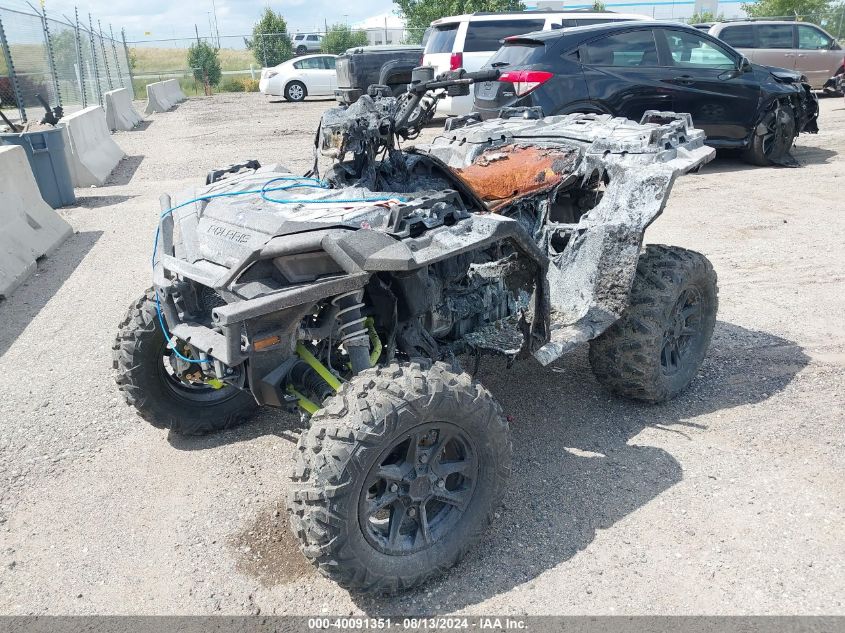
left=589, top=245, right=718, bottom=403
left=288, top=362, right=511, bottom=594
left=113, top=288, right=258, bottom=435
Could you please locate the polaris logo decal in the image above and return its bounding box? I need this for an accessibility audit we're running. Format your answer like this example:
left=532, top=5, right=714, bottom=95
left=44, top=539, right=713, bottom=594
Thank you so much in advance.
left=207, top=225, right=251, bottom=244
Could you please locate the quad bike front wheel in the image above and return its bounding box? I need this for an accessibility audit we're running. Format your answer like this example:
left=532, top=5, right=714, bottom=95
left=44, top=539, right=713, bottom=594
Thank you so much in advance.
left=589, top=245, right=718, bottom=403
left=288, top=362, right=511, bottom=594
left=113, top=288, right=258, bottom=435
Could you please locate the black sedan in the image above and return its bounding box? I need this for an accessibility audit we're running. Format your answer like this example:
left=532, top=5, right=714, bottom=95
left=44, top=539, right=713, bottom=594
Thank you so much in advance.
left=472, top=21, right=819, bottom=165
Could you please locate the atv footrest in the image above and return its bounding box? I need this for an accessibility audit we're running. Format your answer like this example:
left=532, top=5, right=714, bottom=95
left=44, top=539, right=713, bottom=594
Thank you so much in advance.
left=464, top=317, right=525, bottom=357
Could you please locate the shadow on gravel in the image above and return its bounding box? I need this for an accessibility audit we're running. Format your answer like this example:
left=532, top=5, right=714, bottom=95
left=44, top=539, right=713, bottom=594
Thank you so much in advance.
left=703, top=146, right=837, bottom=173
left=344, top=320, right=809, bottom=614
left=0, top=230, right=102, bottom=358
left=105, top=155, right=144, bottom=186
left=791, top=145, right=839, bottom=166
left=166, top=409, right=302, bottom=451
left=128, top=120, right=153, bottom=132
left=74, top=194, right=137, bottom=208
left=209, top=320, right=808, bottom=603
left=267, top=97, right=336, bottom=105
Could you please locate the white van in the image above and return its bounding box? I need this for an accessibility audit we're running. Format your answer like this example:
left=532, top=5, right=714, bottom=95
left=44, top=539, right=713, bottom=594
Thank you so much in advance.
left=422, top=11, right=649, bottom=116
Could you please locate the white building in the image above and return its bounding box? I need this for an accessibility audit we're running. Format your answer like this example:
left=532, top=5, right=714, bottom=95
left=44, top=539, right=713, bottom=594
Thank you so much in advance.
left=352, top=13, right=407, bottom=46
left=525, top=1, right=745, bottom=20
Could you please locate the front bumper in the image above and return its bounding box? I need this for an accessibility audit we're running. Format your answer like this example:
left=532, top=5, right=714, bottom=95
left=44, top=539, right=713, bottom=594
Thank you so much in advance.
left=800, top=82, right=820, bottom=133
left=153, top=204, right=368, bottom=368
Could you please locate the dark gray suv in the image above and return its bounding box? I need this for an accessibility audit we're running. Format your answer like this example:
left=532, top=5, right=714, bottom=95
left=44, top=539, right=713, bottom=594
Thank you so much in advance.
left=472, top=21, right=819, bottom=165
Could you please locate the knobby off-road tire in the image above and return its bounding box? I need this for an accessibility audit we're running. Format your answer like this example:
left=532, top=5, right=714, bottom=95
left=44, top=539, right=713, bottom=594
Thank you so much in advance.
left=113, top=288, right=259, bottom=435
left=288, top=362, right=511, bottom=594
left=743, top=101, right=796, bottom=167
left=589, top=245, right=718, bottom=403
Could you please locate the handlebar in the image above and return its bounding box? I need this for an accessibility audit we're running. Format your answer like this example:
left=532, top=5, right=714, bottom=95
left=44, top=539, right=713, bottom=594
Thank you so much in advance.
left=395, top=67, right=501, bottom=133
left=464, top=68, right=501, bottom=83
left=408, top=68, right=501, bottom=95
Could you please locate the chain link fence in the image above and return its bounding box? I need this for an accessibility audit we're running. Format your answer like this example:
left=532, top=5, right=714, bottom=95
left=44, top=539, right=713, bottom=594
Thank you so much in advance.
left=0, top=2, right=132, bottom=126
left=123, top=30, right=421, bottom=95
left=7, top=7, right=838, bottom=117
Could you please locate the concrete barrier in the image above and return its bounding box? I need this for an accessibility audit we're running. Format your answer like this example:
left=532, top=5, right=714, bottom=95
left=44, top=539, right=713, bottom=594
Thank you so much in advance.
left=145, top=78, right=187, bottom=114
left=61, top=106, right=125, bottom=187
left=165, top=78, right=187, bottom=104
left=104, top=88, right=143, bottom=131
left=145, top=80, right=173, bottom=114
left=0, top=145, right=73, bottom=298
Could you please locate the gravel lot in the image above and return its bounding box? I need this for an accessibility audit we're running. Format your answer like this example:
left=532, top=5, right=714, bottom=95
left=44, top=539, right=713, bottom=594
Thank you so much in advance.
left=1, top=92, right=843, bottom=616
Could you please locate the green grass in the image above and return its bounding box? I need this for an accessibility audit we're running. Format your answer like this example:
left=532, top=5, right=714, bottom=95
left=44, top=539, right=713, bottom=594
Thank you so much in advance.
left=132, top=74, right=203, bottom=97
left=131, top=46, right=257, bottom=73
left=132, top=72, right=261, bottom=97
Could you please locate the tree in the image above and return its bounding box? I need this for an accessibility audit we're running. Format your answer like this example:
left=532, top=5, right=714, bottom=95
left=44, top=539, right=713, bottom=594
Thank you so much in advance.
left=741, top=0, right=832, bottom=20
left=827, top=2, right=845, bottom=38
left=687, top=9, right=725, bottom=22
left=247, top=7, right=293, bottom=67
left=592, top=1, right=607, bottom=10
left=321, top=24, right=370, bottom=54
left=394, top=0, right=526, bottom=44
left=188, top=40, right=222, bottom=90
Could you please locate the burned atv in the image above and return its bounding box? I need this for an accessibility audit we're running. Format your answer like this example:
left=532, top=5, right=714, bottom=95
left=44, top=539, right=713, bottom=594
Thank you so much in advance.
left=114, top=67, right=718, bottom=593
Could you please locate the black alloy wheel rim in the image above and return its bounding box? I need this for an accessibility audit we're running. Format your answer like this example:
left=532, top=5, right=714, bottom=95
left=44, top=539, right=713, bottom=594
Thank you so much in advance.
left=762, top=108, right=795, bottom=158
left=359, top=422, right=478, bottom=556
left=661, top=286, right=704, bottom=375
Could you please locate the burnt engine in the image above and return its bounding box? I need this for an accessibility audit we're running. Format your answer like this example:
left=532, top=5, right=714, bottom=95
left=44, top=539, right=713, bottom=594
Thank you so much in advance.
left=389, top=250, right=524, bottom=357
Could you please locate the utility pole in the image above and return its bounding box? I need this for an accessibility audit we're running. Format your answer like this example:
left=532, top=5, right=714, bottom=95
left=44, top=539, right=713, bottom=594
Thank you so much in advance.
left=211, top=0, right=221, bottom=47
left=838, top=5, right=844, bottom=39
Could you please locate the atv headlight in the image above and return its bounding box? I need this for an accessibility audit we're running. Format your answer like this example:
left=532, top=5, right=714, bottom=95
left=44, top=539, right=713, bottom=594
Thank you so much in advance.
left=321, top=130, right=346, bottom=158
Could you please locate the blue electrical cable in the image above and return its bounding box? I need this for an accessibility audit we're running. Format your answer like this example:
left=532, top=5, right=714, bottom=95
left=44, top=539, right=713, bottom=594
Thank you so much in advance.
left=152, top=175, right=407, bottom=364
left=154, top=290, right=208, bottom=363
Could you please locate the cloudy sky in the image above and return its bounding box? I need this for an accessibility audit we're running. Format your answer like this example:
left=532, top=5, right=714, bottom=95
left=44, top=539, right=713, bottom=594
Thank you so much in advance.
left=15, top=0, right=397, bottom=42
